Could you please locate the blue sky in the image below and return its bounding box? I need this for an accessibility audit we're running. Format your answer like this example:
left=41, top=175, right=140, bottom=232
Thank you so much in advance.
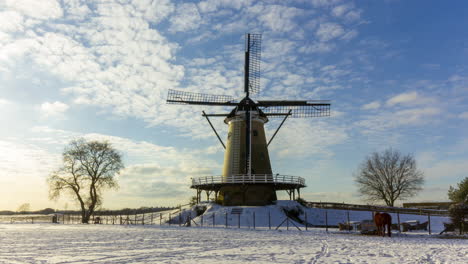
left=0, top=0, right=467, bottom=210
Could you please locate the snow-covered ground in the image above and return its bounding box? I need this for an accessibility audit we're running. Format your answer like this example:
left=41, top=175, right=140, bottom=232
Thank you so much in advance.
left=1, top=202, right=466, bottom=263
left=0, top=223, right=466, bottom=263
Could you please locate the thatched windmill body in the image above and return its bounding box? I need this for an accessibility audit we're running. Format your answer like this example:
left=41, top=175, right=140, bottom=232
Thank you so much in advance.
left=167, top=34, right=330, bottom=206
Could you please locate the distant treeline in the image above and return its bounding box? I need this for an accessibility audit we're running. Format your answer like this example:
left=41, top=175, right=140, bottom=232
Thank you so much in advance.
left=0, top=206, right=175, bottom=216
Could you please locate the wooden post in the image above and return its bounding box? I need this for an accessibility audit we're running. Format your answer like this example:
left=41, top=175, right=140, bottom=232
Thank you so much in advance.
left=238, top=213, right=240, bottom=229
left=268, top=211, right=271, bottom=230
left=397, top=212, right=401, bottom=233
left=325, top=210, right=328, bottom=232
left=201, top=214, right=204, bottom=227
left=179, top=211, right=181, bottom=227
left=225, top=212, right=228, bottom=228
left=212, top=213, right=215, bottom=227
left=347, top=211, right=350, bottom=232
left=428, top=212, right=431, bottom=235
left=151, top=213, right=154, bottom=225
left=287, top=217, right=289, bottom=230
left=142, top=213, right=145, bottom=225
left=305, top=212, right=308, bottom=231
left=160, top=213, right=162, bottom=226
left=134, top=212, right=137, bottom=225
left=253, top=212, right=256, bottom=229
left=169, top=213, right=171, bottom=226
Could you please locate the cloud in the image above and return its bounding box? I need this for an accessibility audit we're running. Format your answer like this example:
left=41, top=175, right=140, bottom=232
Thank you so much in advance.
left=311, top=0, right=343, bottom=8
left=3, top=0, right=63, bottom=20
left=386, top=91, right=436, bottom=107
left=169, top=3, right=202, bottom=32
left=458, top=112, right=468, bottom=119
left=357, top=106, right=442, bottom=135
left=0, top=98, right=12, bottom=106
left=316, top=22, right=345, bottom=42
left=256, top=4, right=303, bottom=32
left=361, top=101, right=380, bottom=110
left=331, top=4, right=352, bottom=17
left=268, top=119, right=348, bottom=159
left=423, top=159, right=468, bottom=180
left=40, top=101, right=69, bottom=119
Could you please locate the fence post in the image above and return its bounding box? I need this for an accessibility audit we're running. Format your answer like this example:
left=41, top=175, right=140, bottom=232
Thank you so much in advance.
left=134, top=212, right=137, bottom=225
left=287, top=218, right=289, bottom=230
left=347, top=211, right=350, bottom=232
left=151, top=213, right=154, bottom=225
left=169, top=213, right=171, bottom=226
left=325, top=210, right=328, bottom=233
left=397, top=212, right=401, bottom=233
left=142, top=213, right=145, bottom=225
left=305, top=212, right=308, bottom=231
left=238, top=213, right=240, bottom=229
left=225, top=212, right=228, bottom=228
left=428, top=212, right=431, bottom=235
left=160, top=213, right=162, bottom=226
left=253, top=212, right=256, bottom=229
left=179, top=212, right=181, bottom=227
left=268, top=211, right=271, bottom=230
left=201, top=214, right=204, bottom=227
left=212, top=212, right=215, bottom=227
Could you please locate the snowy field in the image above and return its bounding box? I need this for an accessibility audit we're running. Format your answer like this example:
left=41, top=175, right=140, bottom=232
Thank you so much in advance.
left=0, top=224, right=467, bottom=264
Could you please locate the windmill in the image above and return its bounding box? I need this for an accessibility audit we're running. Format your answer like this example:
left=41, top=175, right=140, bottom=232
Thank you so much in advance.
left=167, top=34, right=331, bottom=206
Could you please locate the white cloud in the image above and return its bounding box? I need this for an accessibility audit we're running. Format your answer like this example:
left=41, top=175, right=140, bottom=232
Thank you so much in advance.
left=331, top=4, right=352, bottom=17
left=458, top=112, right=468, bottom=119
left=298, top=42, right=335, bottom=54
left=256, top=4, right=303, bottom=32
left=40, top=101, right=69, bottom=119
left=4, top=0, right=63, bottom=20
left=316, top=23, right=345, bottom=42
left=423, top=159, right=468, bottom=180
left=361, top=101, right=380, bottom=110
left=169, top=3, right=202, bottom=32
left=0, top=11, right=24, bottom=32
left=386, top=91, right=436, bottom=107
left=311, top=0, right=342, bottom=8
left=0, top=98, right=12, bottom=106
left=357, top=106, right=442, bottom=134
left=341, top=30, right=358, bottom=41
left=268, top=119, right=348, bottom=159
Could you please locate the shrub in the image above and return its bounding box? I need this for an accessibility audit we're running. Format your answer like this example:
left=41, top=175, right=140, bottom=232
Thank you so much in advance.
left=448, top=202, right=468, bottom=235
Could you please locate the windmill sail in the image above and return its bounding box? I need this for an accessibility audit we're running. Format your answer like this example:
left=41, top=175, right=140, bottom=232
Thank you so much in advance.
left=167, top=89, right=236, bottom=106
left=244, top=34, right=262, bottom=95
left=258, top=100, right=331, bottom=118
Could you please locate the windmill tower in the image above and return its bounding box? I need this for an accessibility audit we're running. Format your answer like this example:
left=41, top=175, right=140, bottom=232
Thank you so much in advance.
left=167, top=34, right=330, bottom=206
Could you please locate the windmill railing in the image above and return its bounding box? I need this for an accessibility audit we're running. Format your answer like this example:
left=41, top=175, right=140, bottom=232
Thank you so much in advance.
left=191, top=174, right=306, bottom=187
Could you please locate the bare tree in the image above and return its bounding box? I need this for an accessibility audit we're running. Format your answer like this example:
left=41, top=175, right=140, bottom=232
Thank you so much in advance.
left=354, top=149, right=424, bottom=207
left=17, top=203, right=31, bottom=213
left=48, top=139, right=124, bottom=223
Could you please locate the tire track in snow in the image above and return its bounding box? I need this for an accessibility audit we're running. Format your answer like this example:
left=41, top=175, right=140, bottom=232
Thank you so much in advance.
left=308, top=240, right=329, bottom=264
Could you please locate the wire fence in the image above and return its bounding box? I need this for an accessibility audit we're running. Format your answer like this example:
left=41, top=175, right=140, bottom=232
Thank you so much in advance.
left=1, top=205, right=460, bottom=235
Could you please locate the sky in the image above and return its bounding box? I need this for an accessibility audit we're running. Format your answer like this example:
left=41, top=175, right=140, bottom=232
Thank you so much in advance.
left=0, top=0, right=467, bottom=211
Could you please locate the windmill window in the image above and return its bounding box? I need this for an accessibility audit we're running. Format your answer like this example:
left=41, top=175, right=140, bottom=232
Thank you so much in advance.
left=253, top=130, right=258, bottom=136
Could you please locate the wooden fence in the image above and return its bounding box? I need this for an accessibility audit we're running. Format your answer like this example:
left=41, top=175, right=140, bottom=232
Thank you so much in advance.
left=305, top=202, right=450, bottom=216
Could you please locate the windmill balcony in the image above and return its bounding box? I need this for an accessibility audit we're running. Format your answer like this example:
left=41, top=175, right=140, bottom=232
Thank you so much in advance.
left=190, top=174, right=306, bottom=191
